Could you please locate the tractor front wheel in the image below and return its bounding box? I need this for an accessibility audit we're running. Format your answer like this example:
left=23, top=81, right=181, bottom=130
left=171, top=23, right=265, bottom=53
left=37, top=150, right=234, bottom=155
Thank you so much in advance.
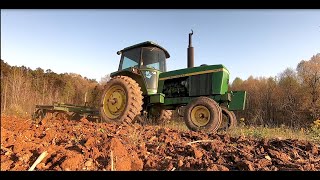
left=100, top=76, right=143, bottom=124
left=184, top=97, right=222, bottom=133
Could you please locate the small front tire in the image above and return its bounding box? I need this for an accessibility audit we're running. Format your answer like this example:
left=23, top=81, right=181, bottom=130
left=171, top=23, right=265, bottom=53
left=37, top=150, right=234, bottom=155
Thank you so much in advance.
left=184, top=97, right=222, bottom=133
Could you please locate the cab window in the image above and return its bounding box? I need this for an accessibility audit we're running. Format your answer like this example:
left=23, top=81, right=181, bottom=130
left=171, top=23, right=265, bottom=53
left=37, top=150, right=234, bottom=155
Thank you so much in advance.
left=141, top=47, right=166, bottom=72
left=120, top=48, right=141, bottom=70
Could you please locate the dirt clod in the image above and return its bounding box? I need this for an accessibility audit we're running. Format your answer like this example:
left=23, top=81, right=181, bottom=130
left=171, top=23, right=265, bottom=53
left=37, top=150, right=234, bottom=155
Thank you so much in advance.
left=1, top=115, right=319, bottom=171
left=193, top=148, right=203, bottom=159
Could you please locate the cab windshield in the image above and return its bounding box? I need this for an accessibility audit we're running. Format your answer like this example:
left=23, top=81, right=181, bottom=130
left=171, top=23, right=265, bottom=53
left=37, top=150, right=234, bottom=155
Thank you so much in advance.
left=119, top=46, right=167, bottom=72
left=141, top=47, right=166, bottom=72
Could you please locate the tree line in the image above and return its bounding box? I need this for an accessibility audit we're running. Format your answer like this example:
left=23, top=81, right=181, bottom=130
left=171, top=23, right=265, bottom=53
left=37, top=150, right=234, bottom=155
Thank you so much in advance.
left=0, top=59, right=105, bottom=117
left=231, top=53, right=320, bottom=128
left=1, top=53, right=319, bottom=128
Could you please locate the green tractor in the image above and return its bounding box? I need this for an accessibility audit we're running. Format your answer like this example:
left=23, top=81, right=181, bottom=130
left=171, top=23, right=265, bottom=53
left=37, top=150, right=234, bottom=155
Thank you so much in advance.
left=100, top=31, right=246, bottom=132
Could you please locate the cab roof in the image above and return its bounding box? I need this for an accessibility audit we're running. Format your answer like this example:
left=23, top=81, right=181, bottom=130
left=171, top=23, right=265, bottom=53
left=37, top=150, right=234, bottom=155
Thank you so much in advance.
left=117, top=41, right=170, bottom=58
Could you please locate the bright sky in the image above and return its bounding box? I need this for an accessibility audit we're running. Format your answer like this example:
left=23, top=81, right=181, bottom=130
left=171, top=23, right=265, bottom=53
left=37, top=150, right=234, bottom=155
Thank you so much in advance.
left=2, top=9, right=320, bottom=82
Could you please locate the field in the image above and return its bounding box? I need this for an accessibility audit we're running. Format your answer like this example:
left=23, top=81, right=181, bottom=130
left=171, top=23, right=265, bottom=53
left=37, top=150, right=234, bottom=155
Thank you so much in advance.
left=1, top=115, right=319, bottom=171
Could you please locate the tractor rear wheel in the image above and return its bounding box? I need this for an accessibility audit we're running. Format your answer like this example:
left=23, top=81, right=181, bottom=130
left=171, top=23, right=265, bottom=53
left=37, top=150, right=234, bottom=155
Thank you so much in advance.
left=184, top=97, right=222, bottom=132
left=219, top=107, right=237, bottom=131
left=100, top=76, right=143, bottom=124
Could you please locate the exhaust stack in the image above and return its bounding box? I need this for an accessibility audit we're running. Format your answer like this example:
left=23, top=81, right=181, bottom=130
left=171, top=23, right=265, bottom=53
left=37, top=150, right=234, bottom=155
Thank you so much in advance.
left=188, top=30, right=194, bottom=68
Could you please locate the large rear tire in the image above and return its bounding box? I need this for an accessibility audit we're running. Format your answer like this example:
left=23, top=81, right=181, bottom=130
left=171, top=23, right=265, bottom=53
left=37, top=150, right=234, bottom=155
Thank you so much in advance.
left=100, top=76, right=143, bottom=124
left=184, top=97, right=222, bottom=133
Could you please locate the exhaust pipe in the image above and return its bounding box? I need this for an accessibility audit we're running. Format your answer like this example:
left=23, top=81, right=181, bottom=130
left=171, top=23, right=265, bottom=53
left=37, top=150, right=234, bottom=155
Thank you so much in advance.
left=188, top=30, right=194, bottom=68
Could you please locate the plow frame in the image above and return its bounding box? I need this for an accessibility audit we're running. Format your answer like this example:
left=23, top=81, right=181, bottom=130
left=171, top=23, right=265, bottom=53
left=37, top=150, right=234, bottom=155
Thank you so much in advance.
left=32, top=102, right=100, bottom=123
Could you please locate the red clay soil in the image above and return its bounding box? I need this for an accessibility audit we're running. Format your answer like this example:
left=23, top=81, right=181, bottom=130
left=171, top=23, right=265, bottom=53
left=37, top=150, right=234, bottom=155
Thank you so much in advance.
left=1, top=115, right=319, bottom=171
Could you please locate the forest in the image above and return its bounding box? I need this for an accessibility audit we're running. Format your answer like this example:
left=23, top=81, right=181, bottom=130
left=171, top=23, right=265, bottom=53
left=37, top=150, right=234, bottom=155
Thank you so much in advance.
left=0, top=60, right=106, bottom=118
left=1, top=53, right=319, bottom=128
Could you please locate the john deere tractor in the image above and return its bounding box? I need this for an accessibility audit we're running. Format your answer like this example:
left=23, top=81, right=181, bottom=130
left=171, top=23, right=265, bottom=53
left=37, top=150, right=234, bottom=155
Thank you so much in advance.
left=100, top=31, right=246, bottom=132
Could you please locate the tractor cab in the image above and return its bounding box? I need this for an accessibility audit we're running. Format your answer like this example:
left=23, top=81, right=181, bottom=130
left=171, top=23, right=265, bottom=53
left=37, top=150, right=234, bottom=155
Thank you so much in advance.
left=115, top=41, right=170, bottom=94
left=117, top=41, right=170, bottom=72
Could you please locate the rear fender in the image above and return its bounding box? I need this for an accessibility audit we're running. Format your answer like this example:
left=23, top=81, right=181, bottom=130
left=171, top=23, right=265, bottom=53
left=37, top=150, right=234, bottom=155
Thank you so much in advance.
left=110, top=69, right=147, bottom=95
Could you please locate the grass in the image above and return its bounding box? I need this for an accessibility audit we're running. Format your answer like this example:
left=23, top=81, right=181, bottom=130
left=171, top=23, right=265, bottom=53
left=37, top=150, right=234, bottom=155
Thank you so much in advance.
left=227, top=126, right=319, bottom=144
left=162, top=117, right=189, bottom=132
left=162, top=118, right=320, bottom=145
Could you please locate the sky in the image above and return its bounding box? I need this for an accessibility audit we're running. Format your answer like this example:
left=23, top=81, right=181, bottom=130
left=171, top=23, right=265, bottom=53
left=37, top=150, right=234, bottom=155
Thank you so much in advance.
left=1, top=9, right=320, bottom=82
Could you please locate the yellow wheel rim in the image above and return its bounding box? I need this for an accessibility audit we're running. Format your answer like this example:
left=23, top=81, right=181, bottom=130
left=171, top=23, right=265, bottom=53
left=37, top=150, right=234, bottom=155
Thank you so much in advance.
left=190, top=105, right=210, bottom=127
left=103, top=85, right=127, bottom=119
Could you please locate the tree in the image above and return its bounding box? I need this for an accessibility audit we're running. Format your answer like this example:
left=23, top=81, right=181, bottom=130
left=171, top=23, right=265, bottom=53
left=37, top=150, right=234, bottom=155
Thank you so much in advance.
left=0, top=61, right=100, bottom=115
left=297, top=53, right=320, bottom=119
left=100, top=74, right=111, bottom=85
left=277, top=68, right=303, bottom=127
left=231, top=77, right=244, bottom=89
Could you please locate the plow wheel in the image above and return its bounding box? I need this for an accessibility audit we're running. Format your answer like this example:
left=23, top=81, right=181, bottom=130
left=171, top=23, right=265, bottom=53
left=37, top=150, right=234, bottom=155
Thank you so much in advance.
left=184, top=97, right=222, bottom=133
left=219, top=106, right=237, bottom=131
left=32, top=109, right=46, bottom=124
left=70, top=112, right=82, bottom=121
left=149, top=106, right=172, bottom=125
left=54, top=111, right=70, bottom=120
left=100, top=76, right=143, bottom=124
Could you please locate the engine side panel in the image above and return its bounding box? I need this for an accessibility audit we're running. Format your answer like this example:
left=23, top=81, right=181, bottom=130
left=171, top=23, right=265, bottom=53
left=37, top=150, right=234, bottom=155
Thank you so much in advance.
left=158, top=65, right=229, bottom=97
left=188, top=73, right=212, bottom=96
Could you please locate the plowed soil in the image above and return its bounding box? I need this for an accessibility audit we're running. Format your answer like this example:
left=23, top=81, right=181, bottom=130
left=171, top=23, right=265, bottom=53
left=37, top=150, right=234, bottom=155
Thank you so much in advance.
left=1, top=115, right=319, bottom=171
